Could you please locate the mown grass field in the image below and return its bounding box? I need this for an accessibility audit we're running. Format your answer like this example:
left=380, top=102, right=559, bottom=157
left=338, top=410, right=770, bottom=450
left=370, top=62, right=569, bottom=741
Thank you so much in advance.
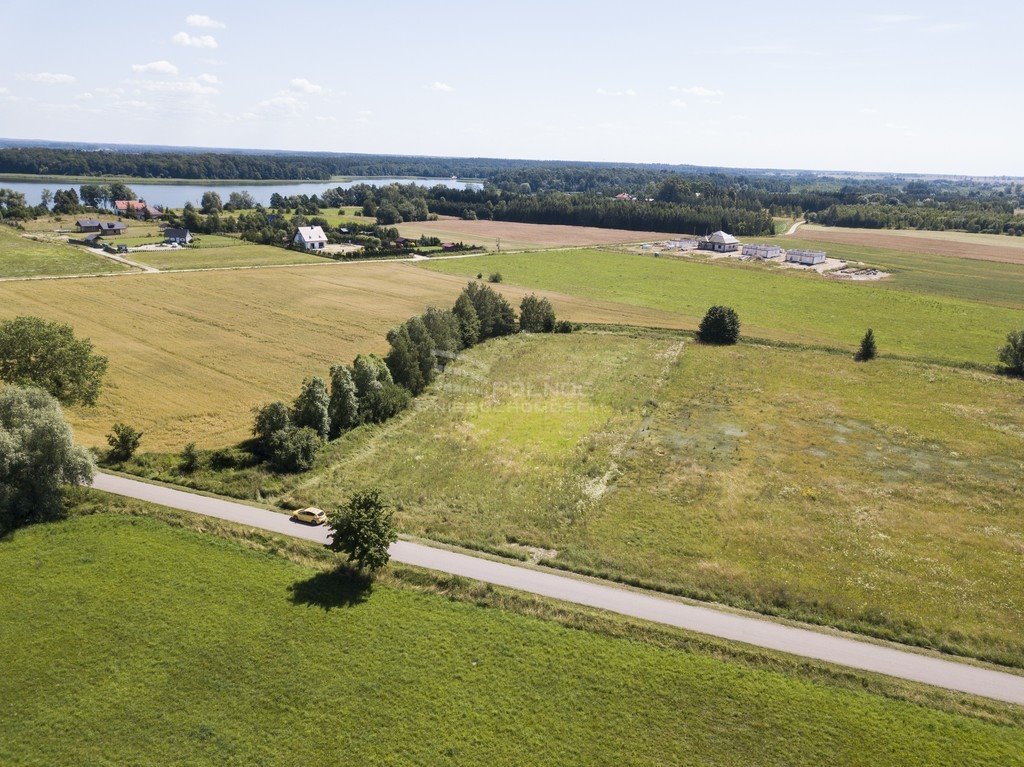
left=2, top=507, right=1022, bottom=766
left=0, top=226, right=130, bottom=278
left=0, top=264, right=683, bottom=449
left=778, top=234, right=1024, bottom=309
left=249, top=332, right=1024, bottom=665
left=128, top=240, right=328, bottom=271
left=421, top=249, right=1024, bottom=365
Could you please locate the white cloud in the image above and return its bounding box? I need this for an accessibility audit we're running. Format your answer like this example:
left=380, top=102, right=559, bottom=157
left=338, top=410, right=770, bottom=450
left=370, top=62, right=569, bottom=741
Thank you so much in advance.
left=315, top=115, right=337, bottom=123
left=860, top=107, right=878, bottom=115
left=172, top=31, right=218, bottom=49
left=257, top=94, right=301, bottom=110
left=186, top=14, right=225, bottom=28
left=926, top=22, right=972, bottom=34
left=131, top=60, right=179, bottom=75
left=75, top=92, right=94, bottom=100
left=425, top=81, right=455, bottom=92
left=357, top=109, right=372, bottom=116
left=596, top=88, right=636, bottom=97
left=197, top=73, right=220, bottom=84
left=132, top=79, right=219, bottom=96
left=289, top=78, right=322, bottom=94
left=672, top=86, right=724, bottom=97
left=670, top=98, right=688, bottom=108
left=19, top=72, right=76, bottom=84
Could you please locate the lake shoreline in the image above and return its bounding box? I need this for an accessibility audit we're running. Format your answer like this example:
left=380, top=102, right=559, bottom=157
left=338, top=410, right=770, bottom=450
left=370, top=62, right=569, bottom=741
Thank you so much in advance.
left=0, top=173, right=485, bottom=186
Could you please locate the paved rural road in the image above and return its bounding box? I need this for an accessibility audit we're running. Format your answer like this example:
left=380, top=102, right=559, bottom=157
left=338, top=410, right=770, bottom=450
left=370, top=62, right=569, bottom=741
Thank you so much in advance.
left=92, top=471, right=1024, bottom=706
left=784, top=220, right=805, bottom=236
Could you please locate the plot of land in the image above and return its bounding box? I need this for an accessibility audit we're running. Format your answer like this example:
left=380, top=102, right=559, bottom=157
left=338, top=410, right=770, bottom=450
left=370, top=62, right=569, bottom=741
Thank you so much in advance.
left=0, top=226, right=130, bottom=278
left=0, top=263, right=683, bottom=449
left=2, top=508, right=1021, bottom=766
left=273, top=333, right=1024, bottom=666
left=790, top=224, right=1024, bottom=265
left=127, top=239, right=328, bottom=271
left=421, top=248, right=1024, bottom=364
left=397, top=218, right=694, bottom=251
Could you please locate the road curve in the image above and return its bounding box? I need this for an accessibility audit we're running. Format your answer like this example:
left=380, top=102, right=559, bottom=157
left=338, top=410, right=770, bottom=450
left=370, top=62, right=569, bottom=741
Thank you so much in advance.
left=91, top=472, right=1024, bottom=706
left=784, top=220, right=805, bottom=236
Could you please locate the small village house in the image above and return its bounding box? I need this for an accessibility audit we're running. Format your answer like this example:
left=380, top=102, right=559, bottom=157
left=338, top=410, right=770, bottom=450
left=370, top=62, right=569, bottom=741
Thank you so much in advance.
left=99, top=222, right=127, bottom=236
left=114, top=200, right=163, bottom=218
left=742, top=243, right=783, bottom=259
left=785, top=248, right=827, bottom=265
left=75, top=218, right=101, bottom=233
left=697, top=231, right=740, bottom=253
left=292, top=225, right=328, bottom=250
left=163, top=227, right=193, bottom=245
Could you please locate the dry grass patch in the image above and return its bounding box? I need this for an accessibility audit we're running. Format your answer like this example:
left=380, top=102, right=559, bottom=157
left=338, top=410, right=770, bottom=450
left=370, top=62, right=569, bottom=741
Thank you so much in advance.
left=791, top=225, right=1024, bottom=265
left=398, top=218, right=695, bottom=250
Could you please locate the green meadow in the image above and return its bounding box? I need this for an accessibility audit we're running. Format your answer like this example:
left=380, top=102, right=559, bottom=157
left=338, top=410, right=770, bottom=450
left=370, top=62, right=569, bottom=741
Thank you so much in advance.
left=2, top=505, right=1022, bottom=766
left=0, top=226, right=130, bottom=278
left=129, top=331, right=1024, bottom=665
left=421, top=248, right=1024, bottom=366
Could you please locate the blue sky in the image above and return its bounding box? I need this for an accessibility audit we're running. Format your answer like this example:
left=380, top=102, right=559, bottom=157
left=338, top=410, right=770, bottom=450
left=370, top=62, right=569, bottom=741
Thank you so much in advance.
left=0, top=0, right=1020, bottom=175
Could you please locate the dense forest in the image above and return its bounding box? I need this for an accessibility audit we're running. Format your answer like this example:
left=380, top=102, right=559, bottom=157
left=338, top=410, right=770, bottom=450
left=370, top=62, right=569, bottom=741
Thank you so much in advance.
left=2, top=145, right=1023, bottom=235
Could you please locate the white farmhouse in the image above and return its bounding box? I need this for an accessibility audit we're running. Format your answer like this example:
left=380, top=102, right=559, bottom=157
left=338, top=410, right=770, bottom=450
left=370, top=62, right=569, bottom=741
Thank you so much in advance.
left=785, top=248, right=827, bottom=265
left=697, top=230, right=740, bottom=253
left=293, top=225, right=328, bottom=251
left=742, top=243, right=783, bottom=259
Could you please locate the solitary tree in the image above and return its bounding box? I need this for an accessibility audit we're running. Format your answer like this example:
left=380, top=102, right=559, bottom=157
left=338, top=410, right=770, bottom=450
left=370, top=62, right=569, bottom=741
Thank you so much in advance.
left=855, top=328, right=878, bottom=362
left=0, top=386, right=95, bottom=531
left=179, top=442, right=200, bottom=474
left=200, top=191, right=224, bottom=215
left=696, top=306, right=740, bottom=345
left=999, top=328, right=1024, bottom=376
left=106, top=423, right=143, bottom=463
left=0, top=316, right=108, bottom=406
left=326, top=489, right=397, bottom=574
left=292, top=376, right=330, bottom=439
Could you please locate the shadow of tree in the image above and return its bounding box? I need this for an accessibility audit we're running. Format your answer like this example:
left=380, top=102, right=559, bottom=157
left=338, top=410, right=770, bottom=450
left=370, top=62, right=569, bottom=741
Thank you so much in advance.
left=288, top=566, right=373, bottom=610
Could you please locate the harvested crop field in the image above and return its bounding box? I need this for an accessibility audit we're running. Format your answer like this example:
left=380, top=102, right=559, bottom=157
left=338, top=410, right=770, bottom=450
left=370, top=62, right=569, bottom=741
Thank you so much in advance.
left=0, top=262, right=684, bottom=449
left=397, top=218, right=693, bottom=250
left=790, top=225, right=1024, bottom=265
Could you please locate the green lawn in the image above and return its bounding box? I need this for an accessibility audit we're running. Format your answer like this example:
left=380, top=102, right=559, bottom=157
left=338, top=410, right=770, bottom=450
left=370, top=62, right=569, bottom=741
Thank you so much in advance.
left=2, top=508, right=1021, bottom=766
left=0, top=226, right=130, bottom=278
left=420, top=249, right=1024, bottom=366
left=128, top=332, right=1024, bottom=666
left=316, top=206, right=370, bottom=227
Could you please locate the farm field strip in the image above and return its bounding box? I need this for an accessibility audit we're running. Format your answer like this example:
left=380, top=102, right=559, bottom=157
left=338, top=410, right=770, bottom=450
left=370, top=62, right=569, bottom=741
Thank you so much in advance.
left=790, top=224, right=1024, bottom=265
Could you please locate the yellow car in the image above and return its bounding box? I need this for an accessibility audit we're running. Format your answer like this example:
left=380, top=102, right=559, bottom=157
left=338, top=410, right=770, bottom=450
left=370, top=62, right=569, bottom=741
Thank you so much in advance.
left=291, top=507, right=327, bottom=525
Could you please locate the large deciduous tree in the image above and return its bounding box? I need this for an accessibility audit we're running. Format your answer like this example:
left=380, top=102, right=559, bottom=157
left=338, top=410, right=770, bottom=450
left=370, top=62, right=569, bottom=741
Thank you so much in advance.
left=0, top=316, right=108, bottom=406
left=328, top=365, right=359, bottom=438
left=326, top=489, right=397, bottom=574
left=0, top=386, right=94, bottom=531
left=291, top=377, right=330, bottom=439
left=999, top=329, right=1024, bottom=376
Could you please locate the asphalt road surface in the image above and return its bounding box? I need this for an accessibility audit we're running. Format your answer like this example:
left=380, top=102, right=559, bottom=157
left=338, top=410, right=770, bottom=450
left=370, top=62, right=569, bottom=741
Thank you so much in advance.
left=92, top=471, right=1024, bottom=706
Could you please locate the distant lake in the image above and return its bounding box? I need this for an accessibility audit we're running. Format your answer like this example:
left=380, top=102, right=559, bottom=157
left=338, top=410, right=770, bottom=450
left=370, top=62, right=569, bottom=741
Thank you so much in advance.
left=2, top=177, right=482, bottom=208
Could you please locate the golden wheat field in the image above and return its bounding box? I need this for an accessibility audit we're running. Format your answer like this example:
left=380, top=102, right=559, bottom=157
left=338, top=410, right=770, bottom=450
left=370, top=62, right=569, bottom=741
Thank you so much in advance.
left=0, top=261, right=685, bottom=449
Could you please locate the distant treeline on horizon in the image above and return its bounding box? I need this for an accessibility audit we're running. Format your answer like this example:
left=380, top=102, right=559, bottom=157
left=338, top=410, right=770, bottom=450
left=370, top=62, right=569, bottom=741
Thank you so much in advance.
left=2, top=144, right=1023, bottom=236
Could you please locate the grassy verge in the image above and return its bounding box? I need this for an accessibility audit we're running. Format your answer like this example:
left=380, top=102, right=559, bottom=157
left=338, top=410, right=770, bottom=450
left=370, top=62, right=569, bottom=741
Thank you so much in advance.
left=1, top=494, right=1022, bottom=766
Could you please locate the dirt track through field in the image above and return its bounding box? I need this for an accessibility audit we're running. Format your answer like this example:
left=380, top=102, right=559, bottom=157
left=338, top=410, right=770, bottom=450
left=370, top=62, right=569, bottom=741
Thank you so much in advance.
left=789, top=226, right=1024, bottom=265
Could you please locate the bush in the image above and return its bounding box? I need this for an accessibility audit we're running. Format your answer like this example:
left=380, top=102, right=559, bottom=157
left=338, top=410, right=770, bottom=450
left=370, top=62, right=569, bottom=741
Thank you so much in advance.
left=265, top=426, right=321, bottom=473
left=554, top=320, right=574, bottom=334
left=209, top=448, right=238, bottom=470
left=488, top=272, right=502, bottom=283
left=361, top=382, right=411, bottom=424
left=519, top=294, right=556, bottom=333
left=106, top=423, right=143, bottom=462
left=855, top=328, right=877, bottom=362
left=998, top=329, right=1024, bottom=375
left=696, top=306, right=740, bottom=345
left=326, top=489, right=398, bottom=573
left=179, top=442, right=200, bottom=474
